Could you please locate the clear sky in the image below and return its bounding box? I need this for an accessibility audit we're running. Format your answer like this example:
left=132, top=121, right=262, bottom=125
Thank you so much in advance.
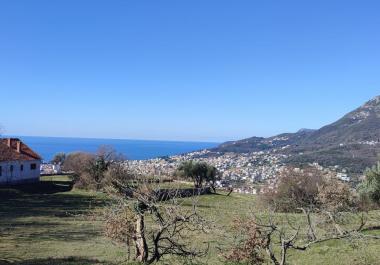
left=0, top=0, right=379, bottom=142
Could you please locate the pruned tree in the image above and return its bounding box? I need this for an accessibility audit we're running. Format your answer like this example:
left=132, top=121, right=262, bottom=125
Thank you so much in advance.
left=104, top=170, right=210, bottom=264
left=104, top=203, right=137, bottom=260
left=225, top=208, right=379, bottom=265
left=224, top=167, right=379, bottom=265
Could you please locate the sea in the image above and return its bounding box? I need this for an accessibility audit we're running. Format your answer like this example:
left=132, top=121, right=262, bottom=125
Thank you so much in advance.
left=8, top=136, right=219, bottom=162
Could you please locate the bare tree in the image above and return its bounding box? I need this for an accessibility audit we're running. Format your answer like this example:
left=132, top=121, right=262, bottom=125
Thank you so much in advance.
left=62, top=151, right=94, bottom=186
left=63, top=146, right=125, bottom=190
left=88, top=146, right=124, bottom=190
left=223, top=218, right=266, bottom=264
left=260, top=167, right=324, bottom=212
left=225, top=207, right=380, bottom=265
left=104, top=171, right=210, bottom=264
left=224, top=168, right=380, bottom=265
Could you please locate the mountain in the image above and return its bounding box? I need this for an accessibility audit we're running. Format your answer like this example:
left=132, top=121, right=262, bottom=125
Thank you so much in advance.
left=298, top=96, right=380, bottom=146
left=212, top=96, right=380, bottom=173
left=214, top=130, right=315, bottom=153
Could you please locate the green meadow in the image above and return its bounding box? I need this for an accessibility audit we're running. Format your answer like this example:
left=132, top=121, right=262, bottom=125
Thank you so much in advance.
left=0, top=177, right=379, bottom=265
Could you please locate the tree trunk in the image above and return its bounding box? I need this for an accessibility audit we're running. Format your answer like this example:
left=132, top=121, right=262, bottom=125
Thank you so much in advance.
left=280, top=240, right=287, bottom=265
left=327, top=211, right=344, bottom=236
left=300, top=208, right=317, bottom=241
left=195, top=176, right=202, bottom=189
left=135, top=214, right=148, bottom=262
left=148, top=233, right=161, bottom=264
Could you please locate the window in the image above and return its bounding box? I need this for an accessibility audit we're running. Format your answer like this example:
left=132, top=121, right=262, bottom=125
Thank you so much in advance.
left=20, top=164, right=24, bottom=171
left=10, top=165, right=14, bottom=172
left=0, top=166, right=2, bottom=176
left=30, top=163, right=37, bottom=170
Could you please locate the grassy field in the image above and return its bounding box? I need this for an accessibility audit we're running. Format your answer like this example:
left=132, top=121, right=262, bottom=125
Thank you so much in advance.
left=39, top=175, right=74, bottom=182
left=0, top=176, right=380, bottom=265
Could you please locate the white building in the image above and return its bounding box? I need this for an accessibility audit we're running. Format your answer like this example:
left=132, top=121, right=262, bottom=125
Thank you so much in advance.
left=337, top=172, right=350, bottom=182
left=40, top=163, right=62, bottom=175
left=0, top=138, right=42, bottom=184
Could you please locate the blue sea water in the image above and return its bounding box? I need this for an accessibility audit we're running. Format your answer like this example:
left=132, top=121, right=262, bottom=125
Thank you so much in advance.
left=9, top=136, right=219, bottom=162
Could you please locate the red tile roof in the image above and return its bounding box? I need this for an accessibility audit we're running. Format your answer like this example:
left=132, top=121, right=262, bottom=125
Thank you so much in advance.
left=0, top=138, right=42, bottom=161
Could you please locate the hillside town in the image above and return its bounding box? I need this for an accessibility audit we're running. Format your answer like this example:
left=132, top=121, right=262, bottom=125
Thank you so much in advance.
left=126, top=149, right=352, bottom=194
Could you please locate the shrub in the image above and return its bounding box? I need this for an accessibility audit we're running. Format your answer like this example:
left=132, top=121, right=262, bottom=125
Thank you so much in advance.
left=317, top=176, right=359, bottom=213
left=358, top=162, right=380, bottom=206
left=63, top=152, right=95, bottom=186
left=63, top=146, right=125, bottom=190
left=223, top=218, right=265, bottom=265
left=260, top=167, right=324, bottom=212
left=260, top=166, right=359, bottom=213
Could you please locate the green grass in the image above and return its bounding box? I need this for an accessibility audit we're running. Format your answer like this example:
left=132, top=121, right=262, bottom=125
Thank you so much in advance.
left=40, top=175, right=74, bottom=182
left=0, top=180, right=380, bottom=265
left=0, top=181, right=125, bottom=265
left=146, top=180, right=194, bottom=189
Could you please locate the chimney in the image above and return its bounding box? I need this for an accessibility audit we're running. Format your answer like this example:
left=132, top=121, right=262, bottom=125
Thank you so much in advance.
left=7, top=138, right=11, bottom=147
left=16, top=141, right=21, bottom=153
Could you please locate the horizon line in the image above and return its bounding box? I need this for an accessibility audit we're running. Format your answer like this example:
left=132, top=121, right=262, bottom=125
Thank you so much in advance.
left=3, top=134, right=222, bottom=144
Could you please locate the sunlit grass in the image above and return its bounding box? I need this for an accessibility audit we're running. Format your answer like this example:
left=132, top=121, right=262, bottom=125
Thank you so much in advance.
left=0, top=182, right=379, bottom=265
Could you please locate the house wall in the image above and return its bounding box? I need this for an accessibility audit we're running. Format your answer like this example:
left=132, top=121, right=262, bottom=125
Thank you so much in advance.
left=0, top=160, right=41, bottom=184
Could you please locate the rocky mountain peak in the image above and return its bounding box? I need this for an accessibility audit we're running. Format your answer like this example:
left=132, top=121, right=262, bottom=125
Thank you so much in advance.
left=297, top=128, right=316, bottom=133
left=347, top=95, right=380, bottom=121
left=361, top=95, right=380, bottom=109
left=212, top=95, right=380, bottom=172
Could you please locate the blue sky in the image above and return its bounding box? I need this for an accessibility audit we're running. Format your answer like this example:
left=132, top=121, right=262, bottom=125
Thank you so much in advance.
left=0, top=0, right=379, bottom=142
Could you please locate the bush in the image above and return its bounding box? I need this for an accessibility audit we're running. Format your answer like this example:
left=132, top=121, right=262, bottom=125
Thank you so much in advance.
left=63, top=146, right=126, bottom=190
left=260, top=167, right=324, bottom=212
left=63, top=152, right=95, bottom=187
left=103, top=163, right=135, bottom=190
left=223, top=218, right=265, bottom=265
left=260, top=167, right=358, bottom=213
left=358, top=162, right=380, bottom=206
left=317, top=176, right=359, bottom=213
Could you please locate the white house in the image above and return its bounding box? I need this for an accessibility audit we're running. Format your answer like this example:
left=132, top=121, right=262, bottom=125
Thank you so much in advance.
left=40, top=163, right=62, bottom=175
left=0, top=138, right=42, bottom=184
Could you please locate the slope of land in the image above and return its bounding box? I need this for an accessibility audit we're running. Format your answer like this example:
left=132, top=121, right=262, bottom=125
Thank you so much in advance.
left=1, top=177, right=380, bottom=265
left=212, top=96, right=380, bottom=173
